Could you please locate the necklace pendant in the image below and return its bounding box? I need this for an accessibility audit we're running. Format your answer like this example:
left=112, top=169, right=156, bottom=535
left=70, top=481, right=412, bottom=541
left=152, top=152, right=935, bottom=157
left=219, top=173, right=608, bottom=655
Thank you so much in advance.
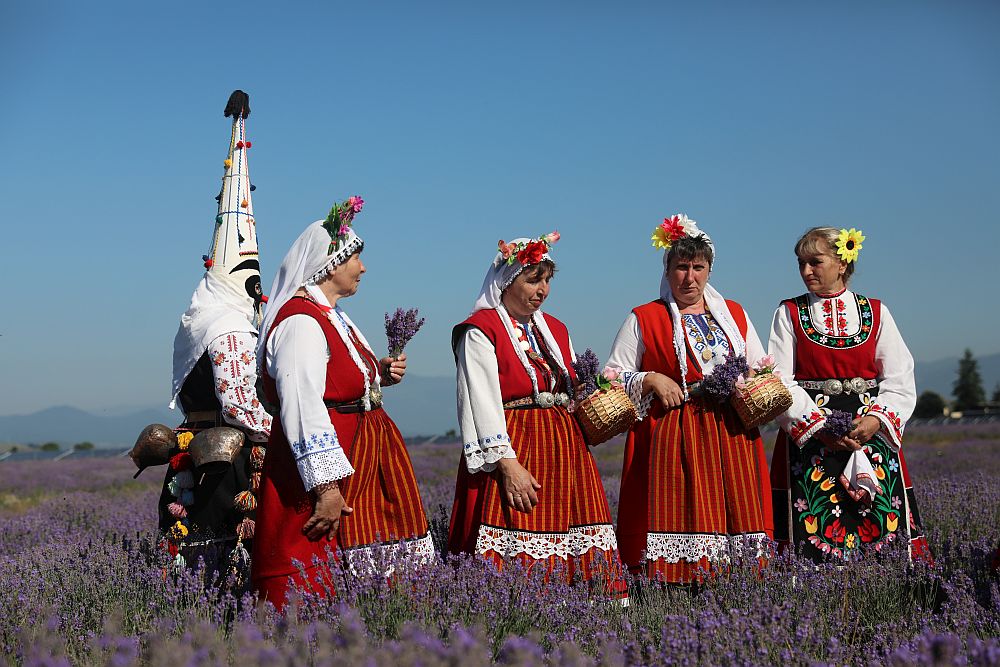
left=701, top=348, right=713, bottom=362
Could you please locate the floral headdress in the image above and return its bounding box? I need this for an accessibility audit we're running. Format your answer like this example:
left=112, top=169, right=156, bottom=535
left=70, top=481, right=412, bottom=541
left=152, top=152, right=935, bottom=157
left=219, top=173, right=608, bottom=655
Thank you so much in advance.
left=651, top=214, right=700, bottom=250
left=495, top=232, right=560, bottom=267
left=321, top=195, right=365, bottom=255
left=835, top=227, right=865, bottom=263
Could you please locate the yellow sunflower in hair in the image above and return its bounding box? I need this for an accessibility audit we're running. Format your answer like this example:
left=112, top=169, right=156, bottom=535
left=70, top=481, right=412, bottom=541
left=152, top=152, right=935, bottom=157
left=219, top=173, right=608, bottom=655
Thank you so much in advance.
left=835, top=228, right=865, bottom=263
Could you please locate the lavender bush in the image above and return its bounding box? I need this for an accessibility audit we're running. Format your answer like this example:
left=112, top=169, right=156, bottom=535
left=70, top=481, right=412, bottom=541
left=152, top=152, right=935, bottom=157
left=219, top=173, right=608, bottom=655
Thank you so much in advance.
left=1, top=424, right=998, bottom=665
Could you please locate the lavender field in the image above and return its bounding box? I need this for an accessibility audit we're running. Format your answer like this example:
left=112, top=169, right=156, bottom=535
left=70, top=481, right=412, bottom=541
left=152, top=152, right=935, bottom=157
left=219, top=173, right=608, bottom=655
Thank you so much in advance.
left=2, top=425, right=999, bottom=666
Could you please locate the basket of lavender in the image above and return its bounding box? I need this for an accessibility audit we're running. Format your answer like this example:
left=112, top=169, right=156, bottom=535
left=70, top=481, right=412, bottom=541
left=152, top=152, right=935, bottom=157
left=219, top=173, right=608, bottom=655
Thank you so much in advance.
left=571, top=349, right=638, bottom=446
left=729, top=355, right=792, bottom=429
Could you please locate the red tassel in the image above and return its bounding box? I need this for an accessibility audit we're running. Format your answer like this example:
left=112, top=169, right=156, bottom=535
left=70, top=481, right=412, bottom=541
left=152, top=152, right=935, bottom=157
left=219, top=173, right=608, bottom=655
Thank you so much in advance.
left=245, top=141, right=252, bottom=148
left=235, top=141, right=245, bottom=149
left=169, top=452, right=193, bottom=471
left=203, top=259, right=214, bottom=269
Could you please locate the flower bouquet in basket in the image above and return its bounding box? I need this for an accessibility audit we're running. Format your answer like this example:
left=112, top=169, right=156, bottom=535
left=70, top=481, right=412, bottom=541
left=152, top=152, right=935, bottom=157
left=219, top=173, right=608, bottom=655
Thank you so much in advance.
left=571, top=349, right=638, bottom=446
left=729, top=355, right=793, bottom=429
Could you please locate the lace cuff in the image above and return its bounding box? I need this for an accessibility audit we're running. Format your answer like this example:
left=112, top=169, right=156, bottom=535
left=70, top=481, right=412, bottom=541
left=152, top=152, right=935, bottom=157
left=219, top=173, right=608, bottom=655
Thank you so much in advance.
left=622, top=371, right=653, bottom=420
left=291, top=431, right=355, bottom=490
left=463, top=433, right=515, bottom=474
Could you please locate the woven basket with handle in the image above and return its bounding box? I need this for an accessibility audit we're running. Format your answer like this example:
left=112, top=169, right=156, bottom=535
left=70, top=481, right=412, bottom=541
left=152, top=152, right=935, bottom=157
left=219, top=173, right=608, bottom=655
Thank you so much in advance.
left=729, top=373, right=792, bottom=430
left=575, top=385, right=638, bottom=446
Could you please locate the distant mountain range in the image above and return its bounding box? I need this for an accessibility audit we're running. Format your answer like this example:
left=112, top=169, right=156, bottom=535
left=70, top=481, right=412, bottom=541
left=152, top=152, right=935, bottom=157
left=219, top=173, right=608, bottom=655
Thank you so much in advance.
left=2, top=354, right=998, bottom=448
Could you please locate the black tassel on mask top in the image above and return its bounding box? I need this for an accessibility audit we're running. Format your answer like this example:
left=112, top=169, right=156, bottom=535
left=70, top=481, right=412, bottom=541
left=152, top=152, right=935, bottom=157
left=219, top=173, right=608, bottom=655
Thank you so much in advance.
left=224, top=90, right=250, bottom=119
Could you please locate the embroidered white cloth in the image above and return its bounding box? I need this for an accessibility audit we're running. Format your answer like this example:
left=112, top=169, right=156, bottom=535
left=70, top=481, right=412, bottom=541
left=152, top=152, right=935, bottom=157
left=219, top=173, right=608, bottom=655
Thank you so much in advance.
left=644, top=531, right=769, bottom=563
left=768, top=291, right=916, bottom=449
left=607, top=302, right=767, bottom=420
left=264, top=288, right=356, bottom=491
left=205, top=332, right=271, bottom=442
left=171, top=272, right=258, bottom=408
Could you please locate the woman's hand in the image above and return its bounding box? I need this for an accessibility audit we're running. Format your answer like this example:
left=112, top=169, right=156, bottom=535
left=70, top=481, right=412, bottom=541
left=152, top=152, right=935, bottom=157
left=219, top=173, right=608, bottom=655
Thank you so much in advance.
left=643, top=372, right=685, bottom=409
left=848, top=415, right=881, bottom=444
left=303, top=483, right=354, bottom=541
left=496, top=458, right=541, bottom=513
left=816, top=430, right=862, bottom=452
left=380, top=353, right=407, bottom=385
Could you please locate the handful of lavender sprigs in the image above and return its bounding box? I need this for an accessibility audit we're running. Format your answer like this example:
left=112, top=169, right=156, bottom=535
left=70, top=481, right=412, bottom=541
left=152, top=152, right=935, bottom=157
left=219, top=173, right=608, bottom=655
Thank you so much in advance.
left=701, top=354, right=750, bottom=402
left=819, top=408, right=855, bottom=438
left=572, top=348, right=603, bottom=398
left=385, top=308, right=425, bottom=359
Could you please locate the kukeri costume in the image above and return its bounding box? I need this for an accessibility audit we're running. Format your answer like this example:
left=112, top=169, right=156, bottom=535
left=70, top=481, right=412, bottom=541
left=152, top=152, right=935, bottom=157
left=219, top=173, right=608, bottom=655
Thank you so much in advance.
left=157, top=90, right=272, bottom=575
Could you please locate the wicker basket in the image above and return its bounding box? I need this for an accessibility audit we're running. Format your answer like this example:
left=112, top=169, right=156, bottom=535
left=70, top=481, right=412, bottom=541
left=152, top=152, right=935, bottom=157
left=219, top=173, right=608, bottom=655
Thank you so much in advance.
left=729, top=373, right=793, bottom=430
left=575, top=386, right=638, bottom=446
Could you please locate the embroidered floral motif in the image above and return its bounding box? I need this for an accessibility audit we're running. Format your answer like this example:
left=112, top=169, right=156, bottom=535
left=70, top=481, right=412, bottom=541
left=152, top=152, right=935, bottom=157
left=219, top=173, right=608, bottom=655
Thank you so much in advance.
left=464, top=433, right=514, bottom=473
left=790, top=410, right=825, bottom=444
left=863, top=402, right=905, bottom=445
left=795, top=293, right=873, bottom=349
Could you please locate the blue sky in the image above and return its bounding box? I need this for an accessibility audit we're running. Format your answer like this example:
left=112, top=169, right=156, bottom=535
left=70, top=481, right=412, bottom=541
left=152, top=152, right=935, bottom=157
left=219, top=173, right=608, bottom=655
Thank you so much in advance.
left=1, top=1, right=998, bottom=415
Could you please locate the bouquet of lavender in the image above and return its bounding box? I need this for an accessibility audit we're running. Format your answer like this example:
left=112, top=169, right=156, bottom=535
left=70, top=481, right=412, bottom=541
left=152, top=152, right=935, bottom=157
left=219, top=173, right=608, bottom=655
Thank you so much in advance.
left=819, top=409, right=855, bottom=438
left=385, top=308, right=425, bottom=359
left=701, top=353, right=750, bottom=402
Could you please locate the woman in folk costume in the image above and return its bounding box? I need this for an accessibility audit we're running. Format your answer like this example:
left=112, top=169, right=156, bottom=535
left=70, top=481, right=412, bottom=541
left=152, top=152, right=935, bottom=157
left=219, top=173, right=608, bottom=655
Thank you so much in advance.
left=768, top=227, right=929, bottom=562
left=159, top=90, right=271, bottom=573
left=252, top=197, right=432, bottom=610
left=448, top=233, right=627, bottom=599
left=607, top=215, right=773, bottom=582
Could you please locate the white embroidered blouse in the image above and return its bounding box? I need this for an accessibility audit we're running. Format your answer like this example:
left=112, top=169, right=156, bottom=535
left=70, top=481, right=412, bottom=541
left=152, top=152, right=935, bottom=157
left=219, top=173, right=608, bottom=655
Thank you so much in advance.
left=205, top=332, right=271, bottom=443
left=768, top=290, right=916, bottom=449
left=264, top=299, right=357, bottom=491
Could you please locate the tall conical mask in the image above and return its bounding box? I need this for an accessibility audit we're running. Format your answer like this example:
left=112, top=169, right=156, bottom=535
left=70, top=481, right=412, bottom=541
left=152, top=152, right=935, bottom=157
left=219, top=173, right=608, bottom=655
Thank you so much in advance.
left=206, top=90, right=263, bottom=325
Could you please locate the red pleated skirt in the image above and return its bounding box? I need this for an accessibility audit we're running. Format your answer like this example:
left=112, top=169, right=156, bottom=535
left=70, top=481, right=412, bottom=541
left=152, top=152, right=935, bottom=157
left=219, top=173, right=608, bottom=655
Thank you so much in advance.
left=618, top=398, right=773, bottom=583
left=449, top=406, right=627, bottom=597
left=252, top=407, right=430, bottom=609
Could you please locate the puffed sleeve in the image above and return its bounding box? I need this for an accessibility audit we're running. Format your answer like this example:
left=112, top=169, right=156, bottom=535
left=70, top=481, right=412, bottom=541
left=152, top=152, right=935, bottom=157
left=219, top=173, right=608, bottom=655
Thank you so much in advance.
left=864, top=304, right=915, bottom=449
left=207, top=332, right=272, bottom=442
left=606, top=312, right=654, bottom=420
left=265, top=315, right=355, bottom=490
left=456, top=327, right=517, bottom=474
left=768, top=305, right=827, bottom=447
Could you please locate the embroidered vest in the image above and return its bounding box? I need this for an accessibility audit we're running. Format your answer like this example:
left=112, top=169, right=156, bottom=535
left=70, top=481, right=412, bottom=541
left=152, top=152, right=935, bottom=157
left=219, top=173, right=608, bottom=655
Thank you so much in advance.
left=453, top=309, right=577, bottom=403
left=782, top=292, right=880, bottom=380
left=631, top=298, right=749, bottom=384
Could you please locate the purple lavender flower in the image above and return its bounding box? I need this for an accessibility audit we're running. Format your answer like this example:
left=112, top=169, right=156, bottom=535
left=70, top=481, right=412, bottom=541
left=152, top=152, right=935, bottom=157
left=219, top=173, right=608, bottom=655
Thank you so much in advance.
left=384, top=308, right=425, bottom=358
left=572, top=348, right=601, bottom=398
left=820, top=408, right=855, bottom=438
left=701, top=353, right=749, bottom=402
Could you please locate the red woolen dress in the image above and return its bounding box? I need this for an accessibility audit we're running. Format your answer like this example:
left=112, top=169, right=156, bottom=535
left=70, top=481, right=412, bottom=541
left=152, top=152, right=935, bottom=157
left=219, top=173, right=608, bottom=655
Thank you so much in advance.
left=252, top=296, right=431, bottom=608
left=613, top=299, right=774, bottom=583
left=448, top=309, right=627, bottom=597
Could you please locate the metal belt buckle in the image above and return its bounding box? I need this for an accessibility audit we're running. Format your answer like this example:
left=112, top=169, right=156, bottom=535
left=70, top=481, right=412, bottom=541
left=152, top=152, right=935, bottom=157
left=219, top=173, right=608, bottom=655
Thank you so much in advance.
left=846, top=377, right=868, bottom=394
left=537, top=392, right=556, bottom=408
left=823, top=379, right=844, bottom=395
left=369, top=387, right=383, bottom=408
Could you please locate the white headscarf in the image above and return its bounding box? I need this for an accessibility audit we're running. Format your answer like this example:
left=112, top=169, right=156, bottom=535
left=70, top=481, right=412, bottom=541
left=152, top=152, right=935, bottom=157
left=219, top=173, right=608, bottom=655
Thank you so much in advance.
left=658, top=225, right=746, bottom=399
left=256, top=221, right=382, bottom=408
left=470, top=238, right=572, bottom=400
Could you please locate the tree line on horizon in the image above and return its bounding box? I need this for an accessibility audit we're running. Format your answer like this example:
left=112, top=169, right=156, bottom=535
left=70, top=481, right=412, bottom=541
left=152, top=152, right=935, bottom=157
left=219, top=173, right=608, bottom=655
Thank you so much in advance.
left=913, top=348, right=1000, bottom=418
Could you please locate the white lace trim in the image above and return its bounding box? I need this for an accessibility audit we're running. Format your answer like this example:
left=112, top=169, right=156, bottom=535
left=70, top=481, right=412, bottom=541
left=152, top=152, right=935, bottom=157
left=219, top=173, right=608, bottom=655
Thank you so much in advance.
left=644, top=531, right=769, bottom=564
left=476, top=523, right=618, bottom=560
left=622, top=370, right=653, bottom=421
left=464, top=433, right=515, bottom=473
left=296, top=447, right=355, bottom=491
left=340, top=533, right=436, bottom=576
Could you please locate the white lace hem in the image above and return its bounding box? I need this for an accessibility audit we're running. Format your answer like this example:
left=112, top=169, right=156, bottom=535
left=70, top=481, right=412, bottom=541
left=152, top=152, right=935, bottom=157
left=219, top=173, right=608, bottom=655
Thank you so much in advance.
left=297, top=448, right=355, bottom=491
left=476, top=523, right=618, bottom=560
left=644, top=531, right=769, bottom=563
left=340, top=533, right=436, bottom=576
left=464, top=434, right=516, bottom=474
